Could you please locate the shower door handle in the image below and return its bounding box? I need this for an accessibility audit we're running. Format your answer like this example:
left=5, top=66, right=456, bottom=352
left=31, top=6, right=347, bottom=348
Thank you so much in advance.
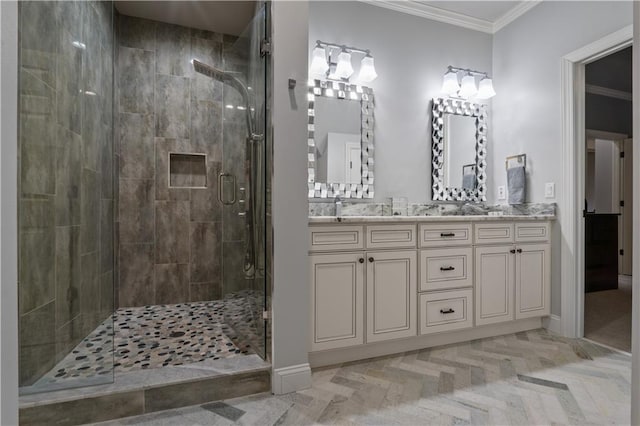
left=218, top=172, right=237, bottom=205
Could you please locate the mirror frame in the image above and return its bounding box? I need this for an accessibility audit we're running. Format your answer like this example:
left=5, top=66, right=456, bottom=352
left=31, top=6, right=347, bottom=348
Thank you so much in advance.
left=431, top=97, right=487, bottom=202
left=307, top=79, right=375, bottom=199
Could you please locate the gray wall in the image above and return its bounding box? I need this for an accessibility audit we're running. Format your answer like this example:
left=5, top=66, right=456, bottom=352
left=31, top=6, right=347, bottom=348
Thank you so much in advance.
left=271, top=0, right=311, bottom=384
left=492, top=1, right=633, bottom=316
left=309, top=1, right=493, bottom=203
left=17, top=0, right=115, bottom=386
left=116, top=15, right=248, bottom=307
left=1, top=0, right=20, bottom=422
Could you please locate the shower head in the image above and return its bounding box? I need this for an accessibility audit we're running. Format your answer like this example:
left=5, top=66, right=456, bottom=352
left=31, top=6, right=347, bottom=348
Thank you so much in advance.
left=191, top=59, right=254, bottom=136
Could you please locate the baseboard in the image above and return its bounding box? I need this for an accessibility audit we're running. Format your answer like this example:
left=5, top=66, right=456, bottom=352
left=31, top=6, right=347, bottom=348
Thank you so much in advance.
left=272, top=364, right=311, bottom=394
left=542, top=314, right=562, bottom=335
left=309, top=317, right=542, bottom=368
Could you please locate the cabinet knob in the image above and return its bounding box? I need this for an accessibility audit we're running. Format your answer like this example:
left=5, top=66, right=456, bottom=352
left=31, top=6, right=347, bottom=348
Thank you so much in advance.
left=358, top=258, right=364, bottom=264
left=510, top=249, right=516, bottom=254
left=368, top=257, right=374, bottom=263
left=517, top=248, right=523, bottom=253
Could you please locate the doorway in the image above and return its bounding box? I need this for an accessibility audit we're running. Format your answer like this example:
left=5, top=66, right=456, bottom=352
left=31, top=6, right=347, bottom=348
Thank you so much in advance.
left=583, top=47, right=633, bottom=352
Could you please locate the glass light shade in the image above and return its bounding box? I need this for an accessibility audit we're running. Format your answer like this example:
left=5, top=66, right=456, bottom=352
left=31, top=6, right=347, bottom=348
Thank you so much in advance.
left=334, top=50, right=354, bottom=79
left=309, top=45, right=329, bottom=77
left=357, top=55, right=378, bottom=83
left=458, top=74, right=478, bottom=99
left=477, top=77, right=496, bottom=99
left=441, top=71, right=460, bottom=95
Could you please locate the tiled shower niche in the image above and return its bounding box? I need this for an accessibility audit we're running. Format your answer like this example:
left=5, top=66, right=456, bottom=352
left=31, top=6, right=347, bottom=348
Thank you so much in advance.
left=169, top=153, right=208, bottom=188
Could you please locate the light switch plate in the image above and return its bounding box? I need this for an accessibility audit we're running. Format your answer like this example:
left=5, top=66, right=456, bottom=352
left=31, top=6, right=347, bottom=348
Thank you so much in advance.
left=545, top=182, right=555, bottom=198
left=497, top=186, right=506, bottom=200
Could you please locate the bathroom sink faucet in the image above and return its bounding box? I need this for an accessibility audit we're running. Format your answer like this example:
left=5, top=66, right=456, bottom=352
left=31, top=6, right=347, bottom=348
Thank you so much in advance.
left=335, top=195, right=343, bottom=218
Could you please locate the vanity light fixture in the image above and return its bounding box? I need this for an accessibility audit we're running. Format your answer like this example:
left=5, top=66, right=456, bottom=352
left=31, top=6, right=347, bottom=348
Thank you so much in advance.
left=309, top=43, right=330, bottom=77
left=334, top=49, right=354, bottom=79
left=441, top=66, right=496, bottom=100
left=357, top=53, right=378, bottom=83
left=310, top=40, right=377, bottom=83
left=441, top=69, right=460, bottom=96
left=476, top=77, right=496, bottom=99
left=458, top=74, right=478, bottom=98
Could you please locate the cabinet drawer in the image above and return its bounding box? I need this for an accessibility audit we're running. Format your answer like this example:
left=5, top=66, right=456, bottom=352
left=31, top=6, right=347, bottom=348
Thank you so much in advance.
left=420, top=247, right=472, bottom=291
left=309, top=226, right=364, bottom=252
left=419, top=289, right=473, bottom=335
left=419, top=223, right=472, bottom=247
left=515, top=222, right=550, bottom=243
left=474, top=223, right=514, bottom=244
left=366, top=224, right=416, bottom=249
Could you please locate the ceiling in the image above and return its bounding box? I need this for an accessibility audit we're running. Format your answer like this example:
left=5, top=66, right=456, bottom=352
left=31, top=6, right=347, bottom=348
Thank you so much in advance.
left=114, top=1, right=256, bottom=36
left=422, top=1, right=523, bottom=22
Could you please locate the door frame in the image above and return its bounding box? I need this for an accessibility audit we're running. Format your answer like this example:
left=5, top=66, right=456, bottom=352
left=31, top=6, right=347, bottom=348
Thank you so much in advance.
left=560, top=25, right=632, bottom=338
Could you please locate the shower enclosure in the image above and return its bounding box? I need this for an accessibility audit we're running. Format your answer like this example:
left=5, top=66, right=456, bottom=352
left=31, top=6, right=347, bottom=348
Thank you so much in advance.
left=17, top=0, right=269, bottom=396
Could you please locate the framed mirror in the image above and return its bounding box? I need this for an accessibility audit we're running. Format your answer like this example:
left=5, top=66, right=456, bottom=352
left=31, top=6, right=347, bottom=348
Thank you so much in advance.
left=431, top=98, right=487, bottom=202
left=307, top=79, right=374, bottom=199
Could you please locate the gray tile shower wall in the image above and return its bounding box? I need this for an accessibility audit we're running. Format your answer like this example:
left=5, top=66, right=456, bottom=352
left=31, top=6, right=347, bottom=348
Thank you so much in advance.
left=116, top=15, right=248, bottom=307
left=18, top=1, right=115, bottom=386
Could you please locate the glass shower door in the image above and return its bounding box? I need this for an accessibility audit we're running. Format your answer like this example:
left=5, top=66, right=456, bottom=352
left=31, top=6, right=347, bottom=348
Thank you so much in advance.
left=18, top=0, right=116, bottom=394
left=221, top=3, right=268, bottom=359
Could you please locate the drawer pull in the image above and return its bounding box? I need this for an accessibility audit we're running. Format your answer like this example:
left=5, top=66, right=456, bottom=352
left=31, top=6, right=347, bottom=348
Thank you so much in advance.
left=439, top=266, right=455, bottom=271
left=358, top=258, right=364, bottom=264
left=440, top=308, right=455, bottom=314
left=440, top=232, right=456, bottom=237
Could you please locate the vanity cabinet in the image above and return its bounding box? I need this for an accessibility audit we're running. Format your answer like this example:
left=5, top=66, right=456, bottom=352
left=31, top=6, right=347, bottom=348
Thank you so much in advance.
left=310, top=225, right=417, bottom=350
left=366, top=250, right=417, bottom=343
left=515, top=243, right=551, bottom=319
left=474, top=245, right=514, bottom=326
left=309, top=219, right=552, bottom=362
left=474, top=222, right=551, bottom=326
left=310, top=253, right=364, bottom=351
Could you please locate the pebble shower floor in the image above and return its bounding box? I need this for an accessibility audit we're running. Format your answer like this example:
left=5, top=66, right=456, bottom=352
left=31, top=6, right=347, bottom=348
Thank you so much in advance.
left=35, top=298, right=257, bottom=386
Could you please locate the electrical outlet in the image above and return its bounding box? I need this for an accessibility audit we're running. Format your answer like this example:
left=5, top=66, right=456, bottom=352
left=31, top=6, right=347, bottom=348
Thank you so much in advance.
left=497, top=185, right=506, bottom=200
left=545, top=182, right=555, bottom=199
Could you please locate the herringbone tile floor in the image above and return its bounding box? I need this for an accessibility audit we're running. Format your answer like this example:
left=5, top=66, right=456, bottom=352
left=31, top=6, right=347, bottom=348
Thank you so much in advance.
left=99, top=329, right=632, bottom=425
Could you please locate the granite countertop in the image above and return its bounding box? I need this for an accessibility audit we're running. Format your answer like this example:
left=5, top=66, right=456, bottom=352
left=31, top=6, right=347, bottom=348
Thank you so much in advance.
left=309, top=214, right=556, bottom=224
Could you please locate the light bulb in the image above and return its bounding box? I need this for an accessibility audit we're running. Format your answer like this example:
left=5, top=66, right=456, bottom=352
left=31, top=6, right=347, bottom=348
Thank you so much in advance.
left=441, top=70, right=460, bottom=95
left=357, top=54, right=377, bottom=83
left=334, top=49, right=354, bottom=79
left=309, top=45, right=329, bottom=77
left=458, top=74, right=478, bottom=99
left=477, top=77, right=496, bottom=99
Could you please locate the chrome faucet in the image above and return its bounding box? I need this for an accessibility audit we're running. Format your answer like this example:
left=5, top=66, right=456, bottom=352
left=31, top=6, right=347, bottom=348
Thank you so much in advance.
left=335, top=195, right=343, bottom=218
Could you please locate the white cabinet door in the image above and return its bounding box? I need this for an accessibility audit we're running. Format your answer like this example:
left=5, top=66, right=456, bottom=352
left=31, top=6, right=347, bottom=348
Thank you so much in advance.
left=310, top=253, right=364, bottom=351
left=366, top=250, right=417, bottom=343
left=515, top=243, right=551, bottom=319
left=475, top=245, right=514, bottom=326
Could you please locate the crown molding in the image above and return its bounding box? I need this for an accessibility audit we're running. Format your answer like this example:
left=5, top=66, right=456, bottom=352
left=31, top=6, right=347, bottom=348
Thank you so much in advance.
left=493, top=1, right=542, bottom=33
left=359, top=1, right=493, bottom=34
left=358, top=1, right=542, bottom=35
